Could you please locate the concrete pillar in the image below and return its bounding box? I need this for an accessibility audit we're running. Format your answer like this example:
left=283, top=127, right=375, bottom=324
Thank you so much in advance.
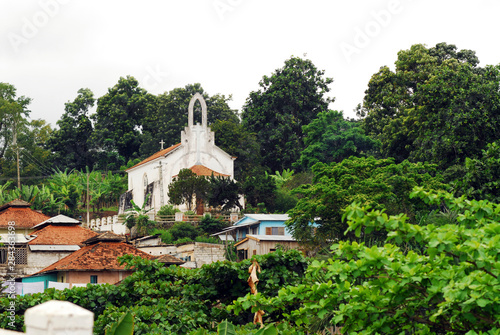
left=25, top=300, right=94, bottom=335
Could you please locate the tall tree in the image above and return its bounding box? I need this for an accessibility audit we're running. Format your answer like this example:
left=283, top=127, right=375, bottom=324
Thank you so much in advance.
left=287, top=157, right=445, bottom=249
left=48, top=88, right=95, bottom=170
left=358, top=43, right=500, bottom=168
left=296, top=110, right=380, bottom=170
left=0, top=119, right=53, bottom=183
left=242, top=56, right=334, bottom=172
left=210, top=119, right=261, bottom=181
left=0, top=83, right=31, bottom=160
left=140, top=83, right=238, bottom=157
left=91, top=76, right=156, bottom=166
left=168, top=168, right=209, bottom=211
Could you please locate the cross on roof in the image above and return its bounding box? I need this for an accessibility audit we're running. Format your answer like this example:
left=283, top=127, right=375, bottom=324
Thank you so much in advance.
left=159, top=139, right=165, bottom=150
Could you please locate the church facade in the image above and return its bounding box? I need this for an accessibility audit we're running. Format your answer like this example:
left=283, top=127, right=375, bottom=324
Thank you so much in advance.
left=121, top=93, right=236, bottom=213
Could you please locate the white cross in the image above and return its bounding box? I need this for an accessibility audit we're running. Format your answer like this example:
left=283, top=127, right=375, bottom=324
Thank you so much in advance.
left=160, top=139, right=165, bottom=150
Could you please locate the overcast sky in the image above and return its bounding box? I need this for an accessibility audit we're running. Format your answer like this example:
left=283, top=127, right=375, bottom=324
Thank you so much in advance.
left=1, top=0, right=499, bottom=128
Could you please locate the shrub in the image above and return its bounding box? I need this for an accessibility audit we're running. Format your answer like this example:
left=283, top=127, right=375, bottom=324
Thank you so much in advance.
left=169, top=222, right=198, bottom=241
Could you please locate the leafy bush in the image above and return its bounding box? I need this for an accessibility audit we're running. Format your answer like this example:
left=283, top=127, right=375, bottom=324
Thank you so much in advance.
left=157, top=204, right=179, bottom=216
left=173, top=237, right=194, bottom=245
left=231, top=189, right=500, bottom=334
left=195, top=236, right=221, bottom=244
left=0, top=250, right=309, bottom=334
left=169, top=222, right=199, bottom=241
left=151, top=228, right=174, bottom=244
left=198, top=215, right=228, bottom=235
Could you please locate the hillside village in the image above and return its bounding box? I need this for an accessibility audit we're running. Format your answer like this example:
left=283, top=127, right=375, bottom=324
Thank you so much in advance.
left=1, top=44, right=499, bottom=333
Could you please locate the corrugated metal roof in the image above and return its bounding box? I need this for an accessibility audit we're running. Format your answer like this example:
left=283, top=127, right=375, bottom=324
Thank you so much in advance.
left=246, top=234, right=295, bottom=241
left=32, top=214, right=80, bottom=229
left=29, top=245, right=80, bottom=251
left=244, top=214, right=289, bottom=221
left=0, top=234, right=32, bottom=243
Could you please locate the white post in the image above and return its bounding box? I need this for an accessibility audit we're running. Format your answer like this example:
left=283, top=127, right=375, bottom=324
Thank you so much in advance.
left=25, top=300, right=94, bottom=335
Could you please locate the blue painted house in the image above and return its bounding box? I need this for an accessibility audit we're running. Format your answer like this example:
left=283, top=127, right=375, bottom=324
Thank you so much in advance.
left=215, top=214, right=292, bottom=242
left=214, top=214, right=301, bottom=259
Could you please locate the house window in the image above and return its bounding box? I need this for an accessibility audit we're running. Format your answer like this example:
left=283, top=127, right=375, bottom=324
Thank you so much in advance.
left=265, top=227, right=285, bottom=235
left=0, top=245, right=27, bottom=265
left=90, top=275, right=98, bottom=284
left=143, top=174, right=148, bottom=198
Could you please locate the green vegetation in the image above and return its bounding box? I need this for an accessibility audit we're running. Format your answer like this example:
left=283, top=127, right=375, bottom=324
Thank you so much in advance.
left=231, top=189, right=499, bottom=334
left=2, top=43, right=500, bottom=333
left=0, top=250, right=308, bottom=334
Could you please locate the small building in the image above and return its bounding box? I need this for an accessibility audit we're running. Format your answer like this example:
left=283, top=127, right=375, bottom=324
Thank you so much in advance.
left=213, top=214, right=305, bottom=260
left=0, top=200, right=51, bottom=278
left=213, top=214, right=292, bottom=242
left=26, top=215, right=99, bottom=275
left=233, top=235, right=300, bottom=260
left=26, top=232, right=156, bottom=288
left=176, top=242, right=225, bottom=268
left=133, top=235, right=226, bottom=268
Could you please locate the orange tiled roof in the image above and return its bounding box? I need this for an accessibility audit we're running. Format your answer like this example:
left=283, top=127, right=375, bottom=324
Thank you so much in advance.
left=28, top=225, right=98, bottom=246
left=173, top=165, right=230, bottom=178
left=35, top=241, right=156, bottom=274
left=156, top=254, right=185, bottom=265
left=126, top=143, right=182, bottom=171
left=0, top=206, right=50, bottom=229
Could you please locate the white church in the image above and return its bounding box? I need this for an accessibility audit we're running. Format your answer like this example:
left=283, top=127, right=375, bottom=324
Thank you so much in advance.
left=120, top=93, right=237, bottom=214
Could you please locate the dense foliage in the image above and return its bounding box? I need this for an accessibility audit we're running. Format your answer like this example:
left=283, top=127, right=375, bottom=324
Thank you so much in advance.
left=232, top=189, right=500, bottom=334
left=358, top=43, right=500, bottom=169
left=0, top=250, right=308, bottom=334
left=287, top=156, right=445, bottom=250
left=242, top=56, right=334, bottom=172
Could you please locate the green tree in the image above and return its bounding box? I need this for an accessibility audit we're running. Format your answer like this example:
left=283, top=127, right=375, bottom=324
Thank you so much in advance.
left=456, top=141, right=500, bottom=203
left=358, top=43, right=500, bottom=168
left=207, top=175, right=242, bottom=211
left=168, top=168, right=209, bottom=211
left=169, top=221, right=199, bottom=241
left=232, top=189, right=500, bottom=334
left=48, top=88, right=95, bottom=170
left=0, top=83, right=31, bottom=160
left=198, top=214, right=227, bottom=235
left=296, top=110, right=380, bottom=170
left=242, top=173, right=277, bottom=213
left=91, top=76, right=156, bottom=166
left=210, top=119, right=262, bottom=181
left=242, top=56, right=334, bottom=172
left=287, top=157, right=445, bottom=249
left=0, top=119, right=53, bottom=183
left=140, top=83, right=238, bottom=157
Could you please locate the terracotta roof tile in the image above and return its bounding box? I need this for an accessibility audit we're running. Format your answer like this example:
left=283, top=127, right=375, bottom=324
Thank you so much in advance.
left=156, top=254, right=185, bottom=265
left=83, top=231, right=125, bottom=244
left=173, top=165, right=230, bottom=178
left=35, top=242, right=156, bottom=274
left=0, top=199, right=31, bottom=211
left=29, top=225, right=98, bottom=246
left=0, top=207, right=50, bottom=229
left=126, top=143, right=181, bottom=171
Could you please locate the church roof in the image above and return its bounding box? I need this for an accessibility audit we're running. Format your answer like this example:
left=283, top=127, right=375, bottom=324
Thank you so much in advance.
left=126, top=142, right=182, bottom=171
left=173, top=165, right=230, bottom=178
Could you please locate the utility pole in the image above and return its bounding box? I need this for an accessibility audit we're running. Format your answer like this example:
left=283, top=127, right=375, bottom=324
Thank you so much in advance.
left=86, top=168, right=90, bottom=227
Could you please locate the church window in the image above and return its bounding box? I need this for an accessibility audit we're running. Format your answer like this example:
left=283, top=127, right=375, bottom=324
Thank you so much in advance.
left=143, top=174, right=148, bottom=198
